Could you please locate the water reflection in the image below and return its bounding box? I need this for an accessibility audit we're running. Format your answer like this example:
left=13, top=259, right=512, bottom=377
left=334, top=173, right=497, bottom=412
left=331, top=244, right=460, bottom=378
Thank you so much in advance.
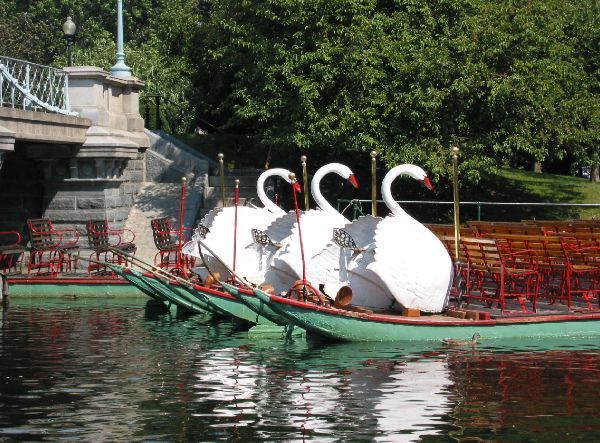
left=0, top=299, right=598, bottom=441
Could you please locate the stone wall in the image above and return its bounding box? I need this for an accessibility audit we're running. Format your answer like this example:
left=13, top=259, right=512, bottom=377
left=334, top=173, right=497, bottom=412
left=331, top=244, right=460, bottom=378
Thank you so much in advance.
left=0, top=65, right=149, bottom=244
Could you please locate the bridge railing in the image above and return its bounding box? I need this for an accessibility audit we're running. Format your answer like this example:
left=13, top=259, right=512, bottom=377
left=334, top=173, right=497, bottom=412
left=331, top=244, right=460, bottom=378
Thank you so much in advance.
left=0, top=56, right=77, bottom=116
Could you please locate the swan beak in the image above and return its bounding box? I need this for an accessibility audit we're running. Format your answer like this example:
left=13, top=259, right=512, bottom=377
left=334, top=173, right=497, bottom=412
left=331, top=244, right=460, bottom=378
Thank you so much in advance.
left=348, top=174, right=359, bottom=188
left=423, top=177, right=434, bottom=190
left=293, top=181, right=302, bottom=193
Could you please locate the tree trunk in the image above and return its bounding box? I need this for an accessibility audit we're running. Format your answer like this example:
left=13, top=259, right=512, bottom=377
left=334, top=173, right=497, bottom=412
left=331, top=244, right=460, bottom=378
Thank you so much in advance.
left=591, top=164, right=599, bottom=183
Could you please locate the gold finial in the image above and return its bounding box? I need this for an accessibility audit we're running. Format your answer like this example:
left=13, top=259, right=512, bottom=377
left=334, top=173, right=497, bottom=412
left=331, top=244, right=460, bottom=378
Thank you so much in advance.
left=288, top=172, right=296, bottom=181
left=370, top=150, right=377, bottom=159
left=218, top=153, right=224, bottom=160
left=451, top=146, right=459, bottom=157
left=300, top=155, right=307, bottom=163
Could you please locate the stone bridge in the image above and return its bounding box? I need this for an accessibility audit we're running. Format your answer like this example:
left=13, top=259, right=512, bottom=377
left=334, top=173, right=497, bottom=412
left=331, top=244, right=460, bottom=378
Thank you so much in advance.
left=0, top=58, right=148, bottom=231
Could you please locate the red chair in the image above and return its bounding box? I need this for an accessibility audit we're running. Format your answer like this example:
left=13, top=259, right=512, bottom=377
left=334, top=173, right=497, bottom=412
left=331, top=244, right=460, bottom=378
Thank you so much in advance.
left=150, top=217, right=195, bottom=274
left=26, top=218, right=80, bottom=275
left=560, top=236, right=600, bottom=309
left=0, top=230, right=25, bottom=273
left=86, top=220, right=137, bottom=276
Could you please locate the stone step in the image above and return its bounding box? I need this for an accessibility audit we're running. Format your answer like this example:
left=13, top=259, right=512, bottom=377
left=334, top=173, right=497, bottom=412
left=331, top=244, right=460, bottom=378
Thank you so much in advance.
left=124, top=182, right=197, bottom=265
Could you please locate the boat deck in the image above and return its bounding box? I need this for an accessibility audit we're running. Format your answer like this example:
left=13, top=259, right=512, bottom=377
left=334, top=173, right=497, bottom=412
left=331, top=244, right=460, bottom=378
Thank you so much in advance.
left=342, top=297, right=600, bottom=326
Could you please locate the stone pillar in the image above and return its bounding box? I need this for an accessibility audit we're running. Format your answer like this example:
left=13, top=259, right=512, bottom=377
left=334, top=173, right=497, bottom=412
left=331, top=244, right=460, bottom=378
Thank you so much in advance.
left=33, top=66, right=149, bottom=229
left=0, top=125, right=15, bottom=172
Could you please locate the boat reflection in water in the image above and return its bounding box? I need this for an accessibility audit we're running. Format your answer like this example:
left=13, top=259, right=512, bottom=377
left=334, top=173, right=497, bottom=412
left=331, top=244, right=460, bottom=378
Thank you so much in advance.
left=375, top=358, right=452, bottom=441
left=1, top=300, right=599, bottom=442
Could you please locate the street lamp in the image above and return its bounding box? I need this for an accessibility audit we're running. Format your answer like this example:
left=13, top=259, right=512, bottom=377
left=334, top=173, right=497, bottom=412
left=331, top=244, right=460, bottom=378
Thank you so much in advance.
left=62, top=16, right=76, bottom=67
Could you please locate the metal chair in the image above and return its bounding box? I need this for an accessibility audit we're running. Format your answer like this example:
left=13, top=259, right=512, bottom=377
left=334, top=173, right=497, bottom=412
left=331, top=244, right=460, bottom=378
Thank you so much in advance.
left=86, top=220, right=137, bottom=276
left=26, top=218, right=80, bottom=275
left=150, top=217, right=194, bottom=274
left=0, top=230, right=25, bottom=274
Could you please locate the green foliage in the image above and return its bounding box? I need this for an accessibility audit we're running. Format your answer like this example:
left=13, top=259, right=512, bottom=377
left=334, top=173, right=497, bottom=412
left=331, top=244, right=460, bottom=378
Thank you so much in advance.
left=0, top=0, right=198, bottom=135
left=0, top=12, right=59, bottom=63
left=0, top=0, right=597, bottom=188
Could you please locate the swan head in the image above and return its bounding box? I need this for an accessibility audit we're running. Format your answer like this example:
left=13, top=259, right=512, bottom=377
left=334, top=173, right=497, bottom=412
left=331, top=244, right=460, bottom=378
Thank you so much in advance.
left=388, top=164, right=433, bottom=190
left=330, top=163, right=359, bottom=188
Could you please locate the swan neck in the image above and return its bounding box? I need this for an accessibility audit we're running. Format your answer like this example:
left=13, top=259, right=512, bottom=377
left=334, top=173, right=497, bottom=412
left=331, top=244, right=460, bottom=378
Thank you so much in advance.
left=311, top=164, right=346, bottom=219
left=257, top=169, right=287, bottom=215
left=382, top=166, right=413, bottom=218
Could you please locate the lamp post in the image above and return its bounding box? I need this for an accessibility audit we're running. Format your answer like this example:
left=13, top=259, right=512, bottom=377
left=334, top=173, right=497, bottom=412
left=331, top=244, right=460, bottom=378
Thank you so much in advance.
left=62, top=17, right=76, bottom=67
left=111, top=0, right=132, bottom=77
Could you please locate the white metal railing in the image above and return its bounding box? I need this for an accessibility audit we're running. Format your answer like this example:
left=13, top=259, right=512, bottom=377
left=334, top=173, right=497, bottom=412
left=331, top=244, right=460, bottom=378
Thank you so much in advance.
left=0, top=56, right=77, bottom=116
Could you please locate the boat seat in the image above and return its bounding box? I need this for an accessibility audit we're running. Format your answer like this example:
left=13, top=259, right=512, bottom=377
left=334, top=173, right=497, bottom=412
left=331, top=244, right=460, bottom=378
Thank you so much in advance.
left=86, top=220, right=137, bottom=276
left=0, top=230, right=25, bottom=274
left=26, top=218, right=80, bottom=275
left=150, top=217, right=195, bottom=275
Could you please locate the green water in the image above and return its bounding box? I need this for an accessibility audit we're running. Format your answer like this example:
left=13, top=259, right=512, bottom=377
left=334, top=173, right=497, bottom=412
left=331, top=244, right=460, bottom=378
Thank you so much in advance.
left=0, top=297, right=598, bottom=442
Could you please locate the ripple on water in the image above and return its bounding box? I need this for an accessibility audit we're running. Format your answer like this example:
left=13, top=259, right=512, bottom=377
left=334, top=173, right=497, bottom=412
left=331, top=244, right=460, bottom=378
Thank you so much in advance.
left=1, top=300, right=599, bottom=441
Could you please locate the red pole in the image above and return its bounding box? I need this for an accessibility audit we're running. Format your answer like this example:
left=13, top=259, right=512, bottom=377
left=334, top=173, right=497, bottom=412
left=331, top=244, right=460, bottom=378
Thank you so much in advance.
left=290, top=173, right=306, bottom=283
left=233, top=178, right=239, bottom=273
left=177, top=176, right=187, bottom=273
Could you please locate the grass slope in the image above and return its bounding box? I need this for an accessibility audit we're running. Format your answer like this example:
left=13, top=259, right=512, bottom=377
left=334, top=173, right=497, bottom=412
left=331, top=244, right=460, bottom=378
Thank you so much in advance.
left=464, top=168, right=600, bottom=222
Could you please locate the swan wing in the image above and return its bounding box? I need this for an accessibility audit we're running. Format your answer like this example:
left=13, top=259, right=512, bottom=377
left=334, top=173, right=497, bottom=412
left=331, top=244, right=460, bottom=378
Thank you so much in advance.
left=201, top=207, right=278, bottom=278
left=367, top=216, right=453, bottom=312
left=307, top=215, right=381, bottom=290
left=264, top=210, right=347, bottom=293
left=263, top=211, right=298, bottom=243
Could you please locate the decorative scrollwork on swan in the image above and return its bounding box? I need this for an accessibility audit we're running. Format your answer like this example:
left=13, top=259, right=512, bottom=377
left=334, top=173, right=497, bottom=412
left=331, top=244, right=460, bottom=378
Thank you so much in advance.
left=252, top=228, right=281, bottom=248
left=332, top=228, right=365, bottom=253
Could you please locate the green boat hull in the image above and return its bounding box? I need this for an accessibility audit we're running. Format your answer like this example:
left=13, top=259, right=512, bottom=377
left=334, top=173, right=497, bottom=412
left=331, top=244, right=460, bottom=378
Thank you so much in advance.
left=163, top=282, right=224, bottom=316
left=108, top=266, right=166, bottom=302
left=120, top=268, right=206, bottom=314
left=194, top=284, right=276, bottom=326
left=258, top=289, right=600, bottom=342
left=220, top=282, right=291, bottom=326
left=7, top=278, right=146, bottom=298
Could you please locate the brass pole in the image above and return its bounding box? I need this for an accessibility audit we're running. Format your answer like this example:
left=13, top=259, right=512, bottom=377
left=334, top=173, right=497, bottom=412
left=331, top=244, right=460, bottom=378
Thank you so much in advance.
left=451, top=146, right=460, bottom=261
left=301, top=155, right=309, bottom=210
left=218, top=153, right=226, bottom=207
left=370, top=150, right=377, bottom=216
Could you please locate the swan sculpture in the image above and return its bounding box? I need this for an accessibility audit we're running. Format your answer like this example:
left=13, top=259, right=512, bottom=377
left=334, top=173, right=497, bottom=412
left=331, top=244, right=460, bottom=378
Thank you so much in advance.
left=309, top=164, right=453, bottom=313
left=261, top=163, right=359, bottom=293
left=182, top=168, right=295, bottom=279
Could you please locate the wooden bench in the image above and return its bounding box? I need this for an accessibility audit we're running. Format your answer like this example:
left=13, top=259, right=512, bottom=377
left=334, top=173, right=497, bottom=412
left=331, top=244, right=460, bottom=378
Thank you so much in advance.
left=559, top=235, right=600, bottom=309
left=26, top=218, right=80, bottom=275
left=0, top=230, right=25, bottom=273
left=86, top=220, right=137, bottom=276
left=479, top=232, right=600, bottom=309
left=467, top=220, right=543, bottom=236
left=456, top=236, right=539, bottom=313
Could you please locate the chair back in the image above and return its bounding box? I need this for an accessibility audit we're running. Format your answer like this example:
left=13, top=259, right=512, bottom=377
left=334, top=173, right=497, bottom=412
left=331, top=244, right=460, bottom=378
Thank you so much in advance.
left=87, top=220, right=111, bottom=251
left=151, top=218, right=176, bottom=251
left=27, top=218, right=57, bottom=250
